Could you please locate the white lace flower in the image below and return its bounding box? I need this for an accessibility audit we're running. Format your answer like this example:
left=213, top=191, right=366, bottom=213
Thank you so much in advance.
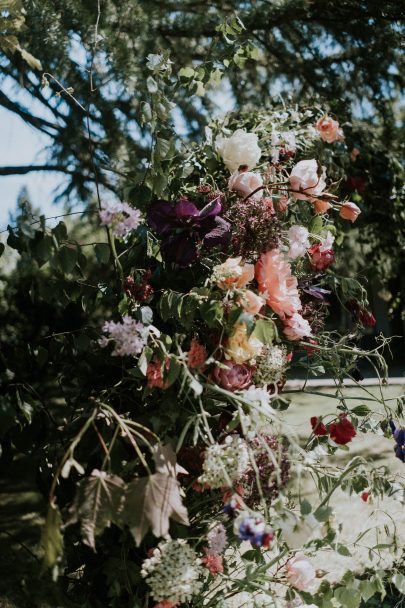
left=199, top=435, right=249, bottom=489
left=319, top=230, right=335, bottom=252
left=141, top=539, right=203, bottom=604
left=216, top=129, right=261, bottom=172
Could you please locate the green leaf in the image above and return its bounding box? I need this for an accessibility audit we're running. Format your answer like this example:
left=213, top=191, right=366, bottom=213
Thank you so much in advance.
left=300, top=499, right=312, bottom=515
left=95, top=243, right=110, bottom=264
left=40, top=503, right=64, bottom=569
left=59, top=245, right=78, bottom=273
left=351, top=404, right=371, bottom=416
left=392, top=573, right=405, bottom=594
left=252, top=319, right=277, bottom=344
left=178, top=66, right=195, bottom=79
left=314, top=505, right=333, bottom=522
left=336, top=544, right=352, bottom=556
left=34, top=235, right=53, bottom=264
left=334, top=587, right=361, bottom=608
left=52, top=221, right=68, bottom=243
left=310, top=215, right=323, bottom=235
left=165, top=357, right=181, bottom=388
left=68, top=470, right=126, bottom=551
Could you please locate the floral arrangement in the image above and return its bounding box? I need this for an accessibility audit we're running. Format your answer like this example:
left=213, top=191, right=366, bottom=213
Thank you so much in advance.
left=41, top=106, right=405, bottom=608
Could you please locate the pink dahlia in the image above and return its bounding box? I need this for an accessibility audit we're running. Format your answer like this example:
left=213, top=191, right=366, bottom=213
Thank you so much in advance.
left=255, top=249, right=301, bottom=320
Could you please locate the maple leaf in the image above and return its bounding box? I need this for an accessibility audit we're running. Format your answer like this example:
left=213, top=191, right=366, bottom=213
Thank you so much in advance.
left=122, top=444, right=189, bottom=545
left=69, top=469, right=126, bottom=551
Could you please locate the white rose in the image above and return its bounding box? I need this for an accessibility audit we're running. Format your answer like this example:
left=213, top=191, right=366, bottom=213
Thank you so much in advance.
left=289, top=159, right=326, bottom=201
left=285, top=553, right=317, bottom=592
left=216, top=129, right=261, bottom=172
left=228, top=170, right=263, bottom=200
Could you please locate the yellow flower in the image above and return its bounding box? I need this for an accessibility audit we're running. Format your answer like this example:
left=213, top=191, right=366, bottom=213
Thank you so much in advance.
left=226, top=322, right=263, bottom=364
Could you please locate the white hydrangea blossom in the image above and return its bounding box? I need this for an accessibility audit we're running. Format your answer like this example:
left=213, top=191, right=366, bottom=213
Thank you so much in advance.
left=216, top=129, right=261, bottom=172
left=141, top=539, right=203, bottom=604
left=206, top=522, right=228, bottom=555
left=99, top=315, right=148, bottom=356
left=99, top=200, right=142, bottom=238
left=287, top=225, right=310, bottom=259
left=199, top=435, right=249, bottom=489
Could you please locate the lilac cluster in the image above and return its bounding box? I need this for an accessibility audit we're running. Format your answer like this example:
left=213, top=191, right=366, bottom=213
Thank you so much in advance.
left=206, top=523, right=228, bottom=555
left=99, top=315, right=148, bottom=356
left=235, top=513, right=274, bottom=548
left=224, top=197, right=280, bottom=260
left=240, top=433, right=291, bottom=507
left=99, top=200, right=142, bottom=238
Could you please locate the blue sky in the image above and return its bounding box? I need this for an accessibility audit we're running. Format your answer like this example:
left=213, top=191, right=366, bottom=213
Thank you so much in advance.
left=0, top=81, right=65, bottom=231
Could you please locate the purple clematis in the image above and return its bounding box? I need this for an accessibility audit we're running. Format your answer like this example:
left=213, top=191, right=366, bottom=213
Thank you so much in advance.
left=389, top=420, right=405, bottom=463
left=147, top=196, right=231, bottom=266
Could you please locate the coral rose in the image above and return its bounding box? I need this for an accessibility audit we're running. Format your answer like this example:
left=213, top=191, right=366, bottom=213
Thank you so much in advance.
left=329, top=414, right=356, bottom=445
left=211, top=361, right=254, bottom=391
left=283, top=313, right=312, bottom=341
left=285, top=553, right=317, bottom=592
left=289, top=159, right=326, bottom=201
left=213, top=256, right=254, bottom=290
left=238, top=289, right=265, bottom=315
left=229, top=170, right=264, bottom=201
left=226, top=323, right=263, bottom=364
left=310, top=416, right=328, bottom=436
left=255, top=249, right=301, bottom=320
left=339, top=201, right=361, bottom=222
left=312, top=198, right=332, bottom=214
left=216, top=129, right=261, bottom=172
left=187, top=338, right=207, bottom=369
left=316, top=115, right=344, bottom=144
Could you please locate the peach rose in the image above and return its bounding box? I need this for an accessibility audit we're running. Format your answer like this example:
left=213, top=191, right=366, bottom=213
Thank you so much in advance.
left=289, top=159, right=326, bottom=201
left=339, top=201, right=361, bottom=222
left=316, top=115, right=344, bottom=144
left=255, top=249, right=301, bottom=320
left=285, top=553, right=317, bottom=592
left=229, top=170, right=263, bottom=201
left=283, top=313, right=312, bottom=341
left=213, top=257, right=254, bottom=290
left=238, top=289, right=265, bottom=315
left=312, top=198, right=332, bottom=214
left=226, top=322, right=263, bottom=364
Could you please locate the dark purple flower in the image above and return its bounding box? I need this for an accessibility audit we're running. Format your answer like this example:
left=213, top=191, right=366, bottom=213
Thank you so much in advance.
left=238, top=515, right=274, bottom=548
left=147, top=197, right=231, bottom=266
left=389, top=420, right=405, bottom=463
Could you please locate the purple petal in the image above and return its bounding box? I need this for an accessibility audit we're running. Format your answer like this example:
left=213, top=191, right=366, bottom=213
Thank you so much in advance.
left=199, top=197, right=222, bottom=219
left=175, top=198, right=200, bottom=219
left=302, top=286, right=331, bottom=300
left=161, top=234, right=198, bottom=266
left=201, top=216, right=231, bottom=250
left=147, top=200, right=176, bottom=235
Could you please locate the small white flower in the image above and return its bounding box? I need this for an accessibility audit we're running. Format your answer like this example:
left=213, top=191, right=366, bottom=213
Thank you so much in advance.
left=216, top=129, right=261, bottom=172
left=199, top=435, right=249, bottom=489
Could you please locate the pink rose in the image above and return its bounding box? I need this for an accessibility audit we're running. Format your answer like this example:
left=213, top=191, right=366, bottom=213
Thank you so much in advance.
left=312, top=198, right=331, bottom=214
left=211, top=361, right=253, bottom=391
left=316, top=115, right=344, bottom=144
left=308, top=243, right=334, bottom=271
left=289, top=159, right=326, bottom=201
left=339, top=201, right=361, bottom=222
left=229, top=170, right=263, bottom=201
left=283, top=313, right=312, bottom=341
left=285, top=553, right=317, bottom=592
